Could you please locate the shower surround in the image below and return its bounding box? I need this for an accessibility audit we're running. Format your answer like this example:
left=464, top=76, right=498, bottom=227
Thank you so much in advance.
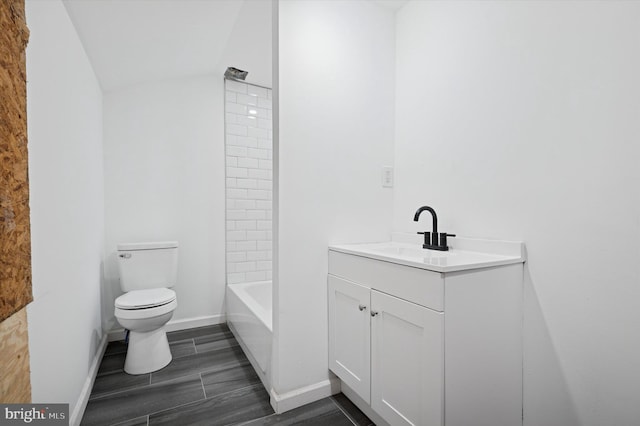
left=224, top=79, right=273, bottom=285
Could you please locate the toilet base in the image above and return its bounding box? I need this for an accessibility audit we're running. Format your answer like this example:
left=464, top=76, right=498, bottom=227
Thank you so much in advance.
left=124, top=326, right=172, bottom=375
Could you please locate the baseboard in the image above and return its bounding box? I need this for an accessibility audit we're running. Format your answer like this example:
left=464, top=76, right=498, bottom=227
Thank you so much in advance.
left=165, top=314, right=225, bottom=333
left=269, top=377, right=341, bottom=414
left=107, top=314, right=225, bottom=342
left=69, top=334, right=108, bottom=426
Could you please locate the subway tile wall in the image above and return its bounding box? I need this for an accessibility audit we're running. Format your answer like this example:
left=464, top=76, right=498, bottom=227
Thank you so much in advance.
left=225, top=80, right=272, bottom=284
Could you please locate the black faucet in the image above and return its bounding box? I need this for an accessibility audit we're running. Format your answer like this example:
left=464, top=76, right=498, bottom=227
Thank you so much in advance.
left=413, top=206, right=456, bottom=251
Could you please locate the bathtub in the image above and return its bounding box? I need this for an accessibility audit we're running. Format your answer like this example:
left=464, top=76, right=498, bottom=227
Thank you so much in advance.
left=226, top=280, right=272, bottom=390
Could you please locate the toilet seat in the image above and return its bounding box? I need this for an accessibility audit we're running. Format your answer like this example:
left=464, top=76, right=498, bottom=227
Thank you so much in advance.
left=114, top=288, right=177, bottom=321
left=115, top=298, right=177, bottom=321
left=115, top=288, right=176, bottom=310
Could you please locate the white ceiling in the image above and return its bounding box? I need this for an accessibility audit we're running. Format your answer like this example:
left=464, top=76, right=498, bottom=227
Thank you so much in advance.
left=63, top=0, right=403, bottom=93
left=371, top=0, right=409, bottom=11
left=63, top=0, right=272, bottom=92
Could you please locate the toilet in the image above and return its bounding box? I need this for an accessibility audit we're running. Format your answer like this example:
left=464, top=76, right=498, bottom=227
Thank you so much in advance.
left=114, top=241, right=178, bottom=375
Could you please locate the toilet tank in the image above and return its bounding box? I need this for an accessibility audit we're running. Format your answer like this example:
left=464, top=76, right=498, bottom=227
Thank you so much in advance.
left=117, top=241, right=178, bottom=291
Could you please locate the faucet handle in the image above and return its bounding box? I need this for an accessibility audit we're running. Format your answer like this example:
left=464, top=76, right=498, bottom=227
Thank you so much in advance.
left=417, top=231, right=431, bottom=246
left=439, top=233, right=456, bottom=249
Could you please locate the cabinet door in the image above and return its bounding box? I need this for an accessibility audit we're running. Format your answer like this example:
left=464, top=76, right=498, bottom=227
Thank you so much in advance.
left=371, top=290, right=444, bottom=426
left=328, top=275, right=371, bottom=403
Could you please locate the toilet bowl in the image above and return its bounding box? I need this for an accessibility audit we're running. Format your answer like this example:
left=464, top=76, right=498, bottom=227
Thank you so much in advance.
left=114, top=241, right=179, bottom=375
left=115, top=288, right=177, bottom=374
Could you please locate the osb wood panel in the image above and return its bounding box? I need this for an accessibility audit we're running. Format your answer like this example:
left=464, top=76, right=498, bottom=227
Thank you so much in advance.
left=1, top=0, right=32, bottom=322
left=0, top=307, right=30, bottom=402
left=0, top=0, right=32, bottom=403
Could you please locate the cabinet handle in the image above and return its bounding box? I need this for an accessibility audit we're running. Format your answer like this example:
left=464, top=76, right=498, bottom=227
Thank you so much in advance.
left=370, top=311, right=379, bottom=317
left=358, top=304, right=367, bottom=311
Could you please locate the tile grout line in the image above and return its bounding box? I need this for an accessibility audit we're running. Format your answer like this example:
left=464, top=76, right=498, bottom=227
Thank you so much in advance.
left=235, top=412, right=276, bottom=426
left=92, top=370, right=200, bottom=404
left=88, top=326, right=276, bottom=425
left=147, top=352, right=249, bottom=390
left=144, top=382, right=263, bottom=420
left=145, top=394, right=208, bottom=420
left=206, top=382, right=267, bottom=410
left=200, top=372, right=207, bottom=399
left=88, top=374, right=153, bottom=402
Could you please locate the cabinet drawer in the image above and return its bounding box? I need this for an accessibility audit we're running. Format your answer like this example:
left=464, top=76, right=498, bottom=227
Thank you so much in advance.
left=328, top=250, right=444, bottom=312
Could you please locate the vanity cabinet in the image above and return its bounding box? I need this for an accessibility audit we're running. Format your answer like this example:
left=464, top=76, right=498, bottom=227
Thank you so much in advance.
left=329, top=275, right=443, bottom=426
left=328, top=247, right=523, bottom=426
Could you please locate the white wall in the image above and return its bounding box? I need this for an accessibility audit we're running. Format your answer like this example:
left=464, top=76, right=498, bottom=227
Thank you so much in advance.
left=275, top=0, right=395, bottom=398
left=394, top=1, right=640, bottom=425
left=25, top=0, right=104, bottom=416
left=103, top=75, right=226, bottom=330
left=225, top=80, right=273, bottom=285
left=218, top=0, right=273, bottom=88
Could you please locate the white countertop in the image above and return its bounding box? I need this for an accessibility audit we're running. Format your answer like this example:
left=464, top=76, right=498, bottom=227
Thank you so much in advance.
left=329, top=234, right=525, bottom=273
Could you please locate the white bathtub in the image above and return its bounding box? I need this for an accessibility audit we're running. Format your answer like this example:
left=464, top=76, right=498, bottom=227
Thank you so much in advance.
left=226, top=280, right=272, bottom=389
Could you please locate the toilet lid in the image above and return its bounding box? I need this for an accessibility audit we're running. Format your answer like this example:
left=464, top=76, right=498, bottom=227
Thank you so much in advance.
left=115, top=288, right=176, bottom=310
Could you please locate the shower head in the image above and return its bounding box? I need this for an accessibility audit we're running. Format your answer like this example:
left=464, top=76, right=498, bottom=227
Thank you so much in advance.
left=224, top=67, right=248, bottom=81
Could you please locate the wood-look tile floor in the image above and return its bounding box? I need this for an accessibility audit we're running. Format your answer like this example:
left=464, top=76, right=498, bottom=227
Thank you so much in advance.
left=81, top=324, right=374, bottom=426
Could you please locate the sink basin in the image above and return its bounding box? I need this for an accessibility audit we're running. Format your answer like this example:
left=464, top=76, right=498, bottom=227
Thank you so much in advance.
left=329, top=238, right=525, bottom=273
